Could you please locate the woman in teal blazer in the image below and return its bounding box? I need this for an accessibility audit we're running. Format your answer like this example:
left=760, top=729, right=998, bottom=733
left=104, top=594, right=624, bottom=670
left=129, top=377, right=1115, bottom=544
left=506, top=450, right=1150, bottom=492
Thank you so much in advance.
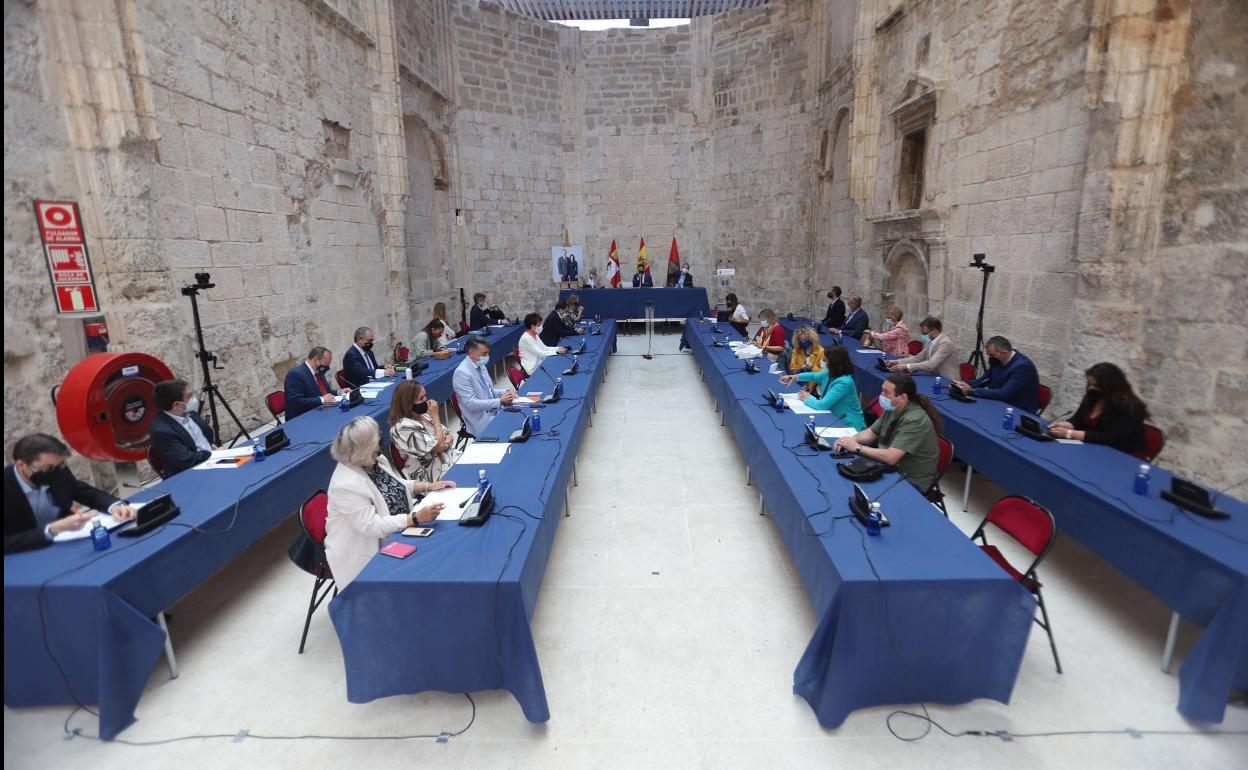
left=779, top=346, right=866, bottom=430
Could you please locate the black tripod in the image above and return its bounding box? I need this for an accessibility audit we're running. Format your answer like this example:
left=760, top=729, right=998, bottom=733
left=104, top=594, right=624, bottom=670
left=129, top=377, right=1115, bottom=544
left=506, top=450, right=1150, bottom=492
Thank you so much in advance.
left=182, top=273, right=251, bottom=447
left=967, top=253, right=995, bottom=377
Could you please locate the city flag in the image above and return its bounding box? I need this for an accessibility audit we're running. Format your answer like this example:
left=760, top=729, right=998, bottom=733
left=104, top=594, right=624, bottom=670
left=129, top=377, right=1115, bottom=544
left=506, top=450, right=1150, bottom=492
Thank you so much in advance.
left=607, top=239, right=621, bottom=287
left=666, top=237, right=680, bottom=286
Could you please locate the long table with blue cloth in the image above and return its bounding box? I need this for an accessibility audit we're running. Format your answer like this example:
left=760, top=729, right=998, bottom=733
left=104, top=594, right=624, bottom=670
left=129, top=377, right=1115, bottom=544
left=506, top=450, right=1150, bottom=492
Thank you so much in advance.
left=558, top=287, right=710, bottom=320
left=2, top=323, right=526, bottom=740
left=681, top=317, right=1036, bottom=727
left=779, top=316, right=1248, bottom=723
left=329, top=322, right=617, bottom=721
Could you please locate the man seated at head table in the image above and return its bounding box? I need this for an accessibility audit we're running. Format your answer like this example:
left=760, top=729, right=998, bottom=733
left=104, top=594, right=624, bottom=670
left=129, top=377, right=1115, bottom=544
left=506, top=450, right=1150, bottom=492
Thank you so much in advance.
left=833, top=373, right=942, bottom=492
left=4, top=433, right=137, bottom=554
left=829, top=294, right=869, bottom=339
left=952, top=335, right=1041, bottom=414
left=885, top=316, right=962, bottom=381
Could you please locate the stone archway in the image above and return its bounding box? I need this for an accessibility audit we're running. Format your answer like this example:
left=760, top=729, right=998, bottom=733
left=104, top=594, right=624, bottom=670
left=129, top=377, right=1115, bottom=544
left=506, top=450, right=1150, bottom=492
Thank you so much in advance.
left=403, top=115, right=453, bottom=320
left=880, top=239, right=929, bottom=330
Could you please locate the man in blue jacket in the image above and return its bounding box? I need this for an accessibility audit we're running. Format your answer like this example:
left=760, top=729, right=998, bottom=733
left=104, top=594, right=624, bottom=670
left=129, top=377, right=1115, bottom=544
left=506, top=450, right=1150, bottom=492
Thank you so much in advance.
left=284, top=346, right=348, bottom=420
left=955, top=335, right=1041, bottom=414
left=342, top=326, right=394, bottom=389
left=833, top=294, right=870, bottom=339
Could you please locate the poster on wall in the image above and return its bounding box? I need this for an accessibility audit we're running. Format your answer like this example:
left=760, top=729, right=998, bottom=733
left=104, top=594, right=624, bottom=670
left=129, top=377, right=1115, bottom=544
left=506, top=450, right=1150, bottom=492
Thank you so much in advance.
left=552, top=245, right=583, bottom=284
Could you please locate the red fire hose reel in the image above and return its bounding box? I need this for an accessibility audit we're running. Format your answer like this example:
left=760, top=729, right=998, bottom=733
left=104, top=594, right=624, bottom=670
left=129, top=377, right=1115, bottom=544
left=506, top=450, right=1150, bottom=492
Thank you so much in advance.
left=56, top=352, right=175, bottom=462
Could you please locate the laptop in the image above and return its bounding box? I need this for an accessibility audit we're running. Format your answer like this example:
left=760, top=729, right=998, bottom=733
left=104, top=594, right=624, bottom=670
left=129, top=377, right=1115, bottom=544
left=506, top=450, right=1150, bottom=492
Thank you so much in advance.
left=1015, top=414, right=1055, bottom=442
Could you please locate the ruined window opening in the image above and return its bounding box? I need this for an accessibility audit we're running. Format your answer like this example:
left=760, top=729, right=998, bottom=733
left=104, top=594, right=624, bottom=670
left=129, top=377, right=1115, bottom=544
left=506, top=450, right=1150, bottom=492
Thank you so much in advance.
left=916, top=34, right=930, bottom=68
left=898, top=128, right=927, bottom=211
left=819, top=129, right=830, bottom=174
left=323, top=121, right=351, bottom=160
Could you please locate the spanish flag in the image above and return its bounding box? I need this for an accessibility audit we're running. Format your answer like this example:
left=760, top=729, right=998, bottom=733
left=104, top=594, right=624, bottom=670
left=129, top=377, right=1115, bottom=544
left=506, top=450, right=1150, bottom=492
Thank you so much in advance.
left=637, top=237, right=650, bottom=277
left=607, top=239, right=621, bottom=287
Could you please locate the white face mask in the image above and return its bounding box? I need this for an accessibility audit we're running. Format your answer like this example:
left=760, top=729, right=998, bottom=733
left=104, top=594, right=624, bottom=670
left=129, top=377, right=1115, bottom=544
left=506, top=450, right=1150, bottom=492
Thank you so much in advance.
left=535, top=325, right=544, bottom=336
left=760, top=319, right=769, bottom=328
left=186, top=396, right=201, bottom=414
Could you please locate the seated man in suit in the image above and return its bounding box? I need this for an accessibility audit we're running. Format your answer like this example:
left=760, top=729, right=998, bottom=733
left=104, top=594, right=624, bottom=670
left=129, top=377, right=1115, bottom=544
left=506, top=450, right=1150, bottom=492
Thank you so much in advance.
left=632, top=264, right=653, bottom=287
left=149, top=379, right=219, bottom=477
left=821, top=286, right=846, bottom=328
left=5, top=433, right=137, bottom=554
left=831, top=294, right=869, bottom=339
left=469, top=292, right=506, bottom=330
left=342, top=326, right=394, bottom=389
left=451, top=338, right=516, bottom=437
left=285, top=346, right=349, bottom=421
left=540, top=302, right=586, bottom=347
left=954, top=335, right=1041, bottom=413
left=673, top=262, right=694, bottom=288
left=887, top=316, right=963, bottom=381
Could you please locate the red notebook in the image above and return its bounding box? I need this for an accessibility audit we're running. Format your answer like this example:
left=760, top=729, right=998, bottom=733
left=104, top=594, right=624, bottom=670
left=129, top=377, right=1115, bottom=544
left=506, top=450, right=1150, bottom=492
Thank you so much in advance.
left=380, top=541, right=417, bottom=559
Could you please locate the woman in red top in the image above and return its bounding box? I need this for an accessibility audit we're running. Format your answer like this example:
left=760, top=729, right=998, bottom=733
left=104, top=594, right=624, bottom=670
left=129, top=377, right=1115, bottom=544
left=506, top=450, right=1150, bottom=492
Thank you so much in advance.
left=752, top=308, right=786, bottom=359
left=867, top=307, right=910, bottom=357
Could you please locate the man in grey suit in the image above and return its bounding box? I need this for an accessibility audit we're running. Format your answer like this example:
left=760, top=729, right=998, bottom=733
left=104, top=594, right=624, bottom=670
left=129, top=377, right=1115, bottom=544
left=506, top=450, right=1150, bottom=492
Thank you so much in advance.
left=887, top=316, right=962, bottom=381
left=451, top=337, right=516, bottom=437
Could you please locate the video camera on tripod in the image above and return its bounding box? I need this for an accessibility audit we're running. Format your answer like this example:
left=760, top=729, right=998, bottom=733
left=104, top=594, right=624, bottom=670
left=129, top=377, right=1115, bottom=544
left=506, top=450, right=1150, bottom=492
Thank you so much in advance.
left=182, top=272, right=251, bottom=447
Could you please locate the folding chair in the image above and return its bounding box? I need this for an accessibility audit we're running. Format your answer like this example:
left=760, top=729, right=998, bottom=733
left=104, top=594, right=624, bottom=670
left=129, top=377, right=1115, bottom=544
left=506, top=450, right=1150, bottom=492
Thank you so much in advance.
left=1037, top=384, right=1052, bottom=415
left=923, top=435, right=955, bottom=517
left=335, top=370, right=350, bottom=390
left=508, top=365, right=526, bottom=390
left=448, top=392, right=475, bottom=451
left=908, top=340, right=923, bottom=355
left=265, top=390, right=286, bottom=424
left=146, top=445, right=169, bottom=480
left=296, top=490, right=337, bottom=654
left=1131, top=424, right=1166, bottom=463
left=959, top=362, right=977, bottom=382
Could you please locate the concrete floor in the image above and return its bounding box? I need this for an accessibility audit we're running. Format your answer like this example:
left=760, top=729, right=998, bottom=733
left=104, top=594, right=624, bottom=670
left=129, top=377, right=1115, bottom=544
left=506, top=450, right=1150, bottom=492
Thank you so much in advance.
left=5, top=330, right=1247, bottom=769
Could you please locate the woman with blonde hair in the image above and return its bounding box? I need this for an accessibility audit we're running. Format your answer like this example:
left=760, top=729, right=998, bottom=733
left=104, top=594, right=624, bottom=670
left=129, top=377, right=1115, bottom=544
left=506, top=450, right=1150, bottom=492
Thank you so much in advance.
left=867, top=307, right=910, bottom=357
left=388, top=380, right=456, bottom=482
left=788, top=326, right=825, bottom=375
left=325, top=416, right=454, bottom=587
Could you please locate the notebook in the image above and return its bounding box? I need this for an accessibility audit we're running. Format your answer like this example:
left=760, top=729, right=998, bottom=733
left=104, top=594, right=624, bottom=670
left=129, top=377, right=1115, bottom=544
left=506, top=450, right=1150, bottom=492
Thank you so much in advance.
left=380, top=541, right=417, bottom=559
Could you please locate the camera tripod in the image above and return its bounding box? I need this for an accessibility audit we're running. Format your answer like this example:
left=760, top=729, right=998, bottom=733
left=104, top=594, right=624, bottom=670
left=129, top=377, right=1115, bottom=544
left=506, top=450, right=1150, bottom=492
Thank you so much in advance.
left=967, top=254, right=995, bottom=378
left=182, top=274, right=252, bottom=447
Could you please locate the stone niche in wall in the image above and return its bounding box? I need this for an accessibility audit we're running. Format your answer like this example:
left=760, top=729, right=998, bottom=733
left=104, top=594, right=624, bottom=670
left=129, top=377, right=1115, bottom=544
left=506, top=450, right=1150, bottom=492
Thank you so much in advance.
left=870, top=212, right=947, bottom=325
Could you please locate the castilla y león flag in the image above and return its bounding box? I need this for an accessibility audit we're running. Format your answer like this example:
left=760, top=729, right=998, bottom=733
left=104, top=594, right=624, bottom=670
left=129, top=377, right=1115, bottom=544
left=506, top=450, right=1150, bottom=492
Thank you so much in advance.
left=607, top=239, right=621, bottom=287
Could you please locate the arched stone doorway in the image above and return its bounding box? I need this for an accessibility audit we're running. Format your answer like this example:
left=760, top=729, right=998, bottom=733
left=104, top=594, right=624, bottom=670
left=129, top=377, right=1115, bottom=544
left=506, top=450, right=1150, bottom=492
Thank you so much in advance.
left=403, top=116, right=452, bottom=323
left=880, top=239, right=929, bottom=330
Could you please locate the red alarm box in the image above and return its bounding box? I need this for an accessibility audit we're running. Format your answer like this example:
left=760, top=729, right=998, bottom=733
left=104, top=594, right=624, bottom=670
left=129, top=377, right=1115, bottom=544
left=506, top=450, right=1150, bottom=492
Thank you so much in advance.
left=56, top=352, right=175, bottom=462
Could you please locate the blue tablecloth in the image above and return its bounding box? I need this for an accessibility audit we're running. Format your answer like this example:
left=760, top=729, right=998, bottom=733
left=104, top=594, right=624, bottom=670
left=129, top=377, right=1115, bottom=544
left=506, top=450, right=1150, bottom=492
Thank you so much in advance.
left=2, top=324, right=525, bottom=740
left=682, top=319, right=1035, bottom=727
left=558, top=287, right=710, bottom=320
left=780, top=316, right=1248, bottom=723
left=329, top=322, right=617, bottom=722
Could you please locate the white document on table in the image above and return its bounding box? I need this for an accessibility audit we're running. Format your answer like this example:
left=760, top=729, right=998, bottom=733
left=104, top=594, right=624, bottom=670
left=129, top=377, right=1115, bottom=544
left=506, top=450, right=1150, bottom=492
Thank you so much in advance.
left=210, top=446, right=255, bottom=460
left=817, top=427, right=858, bottom=439
left=781, top=393, right=829, bottom=414
left=1056, top=438, right=1084, bottom=445
left=734, top=344, right=763, bottom=359
left=768, top=362, right=783, bottom=375
left=727, top=341, right=744, bottom=348
left=857, top=349, right=886, bottom=355
left=456, top=442, right=510, bottom=464
left=53, top=501, right=150, bottom=543
left=419, top=486, right=481, bottom=521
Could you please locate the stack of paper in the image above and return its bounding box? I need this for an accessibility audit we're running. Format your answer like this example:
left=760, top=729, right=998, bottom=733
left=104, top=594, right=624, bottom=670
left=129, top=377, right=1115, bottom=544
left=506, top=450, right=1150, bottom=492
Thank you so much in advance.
left=456, top=442, right=510, bottom=464
left=817, top=426, right=858, bottom=439
left=781, top=392, right=829, bottom=414
left=416, top=486, right=481, bottom=521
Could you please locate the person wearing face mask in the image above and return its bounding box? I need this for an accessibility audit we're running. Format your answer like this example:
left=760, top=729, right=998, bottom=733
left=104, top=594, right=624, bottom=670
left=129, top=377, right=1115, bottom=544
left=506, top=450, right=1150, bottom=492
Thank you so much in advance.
left=833, top=373, right=942, bottom=492
left=540, top=302, right=586, bottom=348
left=830, top=294, right=869, bottom=339
left=388, top=381, right=456, bottom=482
left=342, top=326, right=395, bottom=389
left=520, top=312, right=569, bottom=375
left=673, top=263, right=694, bottom=288
left=4, top=433, right=138, bottom=554
left=787, top=326, right=825, bottom=376
left=432, top=302, right=457, bottom=342
left=820, top=286, right=846, bottom=328
left=953, top=335, right=1040, bottom=414
left=632, top=263, right=654, bottom=288
left=866, top=307, right=910, bottom=357
left=1046, top=363, right=1149, bottom=452
left=780, top=346, right=866, bottom=430
left=886, top=316, right=961, bottom=381
left=724, top=293, right=750, bottom=336
left=451, top=337, right=517, bottom=437
left=325, top=417, right=454, bottom=588
left=469, top=292, right=506, bottom=330
left=751, top=309, right=787, bottom=358
left=284, top=346, right=351, bottom=420
left=585, top=268, right=600, bottom=289
left=412, top=319, right=454, bottom=360
left=148, top=379, right=220, bottom=477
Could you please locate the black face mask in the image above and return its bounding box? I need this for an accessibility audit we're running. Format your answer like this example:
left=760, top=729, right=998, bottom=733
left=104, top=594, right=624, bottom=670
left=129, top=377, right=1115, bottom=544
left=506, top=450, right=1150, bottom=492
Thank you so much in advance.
left=30, top=465, right=66, bottom=486
left=317, top=364, right=330, bottom=375
left=412, top=401, right=429, bottom=416
left=362, top=342, right=374, bottom=351
left=827, top=293, right=835, bottom=300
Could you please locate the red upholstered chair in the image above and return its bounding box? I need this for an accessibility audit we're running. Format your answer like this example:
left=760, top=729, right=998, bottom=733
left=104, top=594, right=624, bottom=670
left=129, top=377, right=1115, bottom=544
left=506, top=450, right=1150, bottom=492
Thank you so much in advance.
left=923, top=435, right=956, bottom=517
left=146, top=445, right=168, bottom=480
left=959, top=363, right=978, bottom=382
left=265, top=390, right=286, bottom=424
left=908, top=340, right=923, bottom=355
left=972, top=495, right=1062, bottom=673
left=388, top=443, right=407, bottom=472
left=335, top=370, right=350, bottom=390
left=1036, top=384, right=1052, bottom=415
left=296, top=490, right=336, bottom=654
left=395, top=345, right=410, bottom=363
left=508, top=365, right=526, bottom=390
left=1130, top=424, right=1166, bottom=463
left=459, top=321, right=470, bottom=334
left=448, top=392, right=474, bottom=450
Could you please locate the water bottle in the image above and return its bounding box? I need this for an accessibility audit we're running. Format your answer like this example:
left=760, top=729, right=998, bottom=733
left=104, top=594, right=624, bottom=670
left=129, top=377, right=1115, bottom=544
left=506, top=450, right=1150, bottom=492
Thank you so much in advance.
left=253, top=443, right=266, bottom=463
left=1002, top=407, right=1014, bottom=430
left=405, top=366, right=413, bottom=381
left=807, top=415, right=816, bottom=432
left=478, top=469, right=488, bottom=490
left=774, top=394, right=785, bottom=413
left=932, top=376, right=942, bottom=395
left=530, top=407, right=541, bottom=432
left=1134, top=464, right=1151, bottom=495
left=339, top=394, right=350, bottom=412
left=91, top=519, right=111, bottom=551
left=555, top=377, right=563, bottom=398
left=866, top=502, right=883, bottom=537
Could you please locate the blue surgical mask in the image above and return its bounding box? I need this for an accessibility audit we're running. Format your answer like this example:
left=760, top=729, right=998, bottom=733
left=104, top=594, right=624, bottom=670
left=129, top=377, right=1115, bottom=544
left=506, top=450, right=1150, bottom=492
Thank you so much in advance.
left=800, top=339, right=812, bottom=350
left=879, top=394, right=895, bottom=412
left=918, top=335, right=930, bottom=348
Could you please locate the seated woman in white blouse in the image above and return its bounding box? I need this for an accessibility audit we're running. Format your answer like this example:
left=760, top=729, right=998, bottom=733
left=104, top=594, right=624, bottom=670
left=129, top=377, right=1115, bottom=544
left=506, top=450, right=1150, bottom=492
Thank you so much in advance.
left=388, top=380, right=456, bottom=483
left=325, top=416, right=455, bottom=588
left=519, top=311, right=567, bottom=375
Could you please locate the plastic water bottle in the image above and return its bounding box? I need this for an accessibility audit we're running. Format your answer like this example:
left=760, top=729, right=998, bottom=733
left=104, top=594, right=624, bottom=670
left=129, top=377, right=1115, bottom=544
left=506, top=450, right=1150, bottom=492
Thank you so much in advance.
left=774, top=394, right=785, bottom=413
left=1134, top=464, right=1151, bottom=495
left=555, top=377, right=563, bottom=398
left=253, top=443, right=266, bottom=463
left=339, top=394, right=350, bottom=412
left=531, top=407, right=541, bottom=432
left=91, top=519, right=111, bottom=551
left=478, top=469, right=488, bottom=490
left=1002, top=407, right=1014, bottom=430
left=867, top=502, right=883, bottom=537
left=807, top=415, right=816, bottom=431
left=405, top=366, right=413, bottom=381
left=932, top=376, right=942, bottom=395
